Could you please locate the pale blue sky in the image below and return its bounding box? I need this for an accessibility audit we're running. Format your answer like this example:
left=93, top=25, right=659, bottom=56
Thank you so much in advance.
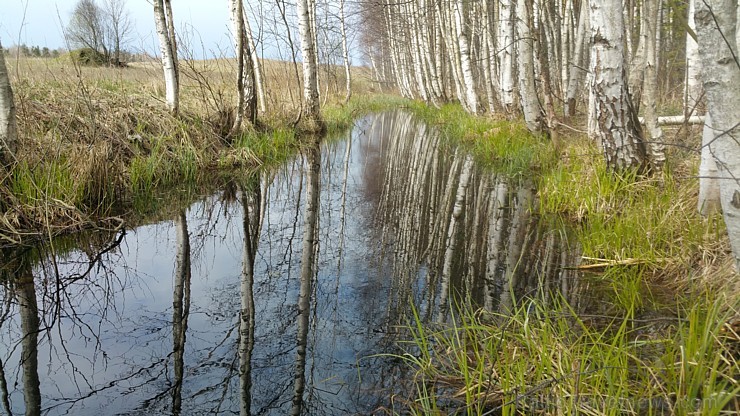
left=1, top=0, right=233, bottom=55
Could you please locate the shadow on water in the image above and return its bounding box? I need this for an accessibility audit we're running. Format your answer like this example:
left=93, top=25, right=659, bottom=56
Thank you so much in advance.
left=0, top=111, right=587, bottom=415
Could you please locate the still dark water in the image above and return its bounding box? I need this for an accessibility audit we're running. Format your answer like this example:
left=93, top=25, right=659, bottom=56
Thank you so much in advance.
left=0, top=111, right=581, bottom=415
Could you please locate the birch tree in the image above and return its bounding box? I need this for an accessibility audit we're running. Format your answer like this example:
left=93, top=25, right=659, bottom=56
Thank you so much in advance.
left=242, top=17, right=266, bottom=113
left=685, top=0, right=703, bottom=114
left=0, top=40, right=17, bottom=168
left=698, top=114, right=722, bottom=214
left=296, top=0, right=323, bottom=128
left=639, top=0, right=665, bottom=170
left=498, top=0, right=516, bottom=110
left=694, top=0, right=740, bottom=269
left=517, top=0, right=545, bottom=133
left=453, top=0, right=479, bottom=114
left=230, top=0, right=258, bottom=134
left=339, top=0, right=352, bottom=103
left=565, top=0, right=589, bottom=117
left=153, top=0, right=179, bottom=114
left=589, top=0, right=648, bottom=173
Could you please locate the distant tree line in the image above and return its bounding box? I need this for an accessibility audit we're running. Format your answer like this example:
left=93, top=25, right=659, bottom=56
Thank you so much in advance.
left=2, top=45, right=64, bottom=59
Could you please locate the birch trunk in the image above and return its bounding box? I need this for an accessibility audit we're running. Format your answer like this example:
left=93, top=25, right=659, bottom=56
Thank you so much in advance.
left=153, top=0, right=179, bottom=114
left=339, top=0, right=352, bottom=103
left=642, top=0, right=665, bottom=170
left=231, top=0, right=246, bottom=133
left=498, top=0, right=516, bottom=110
left=454, top=0, right=479, bottom=114
left=589, top=0, right=648, bottom=173
left=698, top=114, right=721, bottom=215
left=517, top=0, right=544, bottom=133
left=561, top=0, right=574, bottom=95
left=565, top=0, right=589, bottom=117
left=437, top=1, right=465, bottom=105
left=695, top=0, right=740, bottom=270
left=229, top=0, right=257, bottom=135
left=628, top=0, right=647, bottom=112
left=296, top=0, right=322, bottom=128
left=482, top=1, right=498, bottom=113
left=291, top=138, right=320, bottom=415
left=243, top=17, right=266, bottom=113
left=423, top=0, right=444, bottom=104
left=685, top=0, right=703, bottom=114
left=409, top=3, right=430, bottom=103
left=0, top=40, right=17, bottom=167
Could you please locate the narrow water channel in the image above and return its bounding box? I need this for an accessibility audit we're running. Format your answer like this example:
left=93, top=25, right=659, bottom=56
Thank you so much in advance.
left=0, top=111, right=583, bottom=415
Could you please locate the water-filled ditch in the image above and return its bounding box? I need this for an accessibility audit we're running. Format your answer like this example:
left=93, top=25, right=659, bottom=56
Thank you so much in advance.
left=0, top=111, right=587, bottom=415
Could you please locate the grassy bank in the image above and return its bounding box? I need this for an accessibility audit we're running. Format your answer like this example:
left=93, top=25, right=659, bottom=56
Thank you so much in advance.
left=405, top=101, right=558, bottom=176
left=393, top=103, right=739, bottom=415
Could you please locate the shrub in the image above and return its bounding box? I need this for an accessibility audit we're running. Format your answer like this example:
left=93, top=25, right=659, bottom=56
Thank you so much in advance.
left=69, top=48, right=107, bottom=66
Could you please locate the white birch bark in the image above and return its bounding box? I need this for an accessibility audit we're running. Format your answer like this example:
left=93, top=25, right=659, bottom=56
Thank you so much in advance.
left=642, top=0, right=665, bottom=170
left=309, top=0, right=320, bottom=96
left=628, top=0, right=647, bottom=111
left=409, top=2, right=430, bottom=102
left=482, top=1, right=498, bottom=113
left=434, top=22, right=448, bottom=100
left=483, top=33, right=497, bottom=113
left=565, top=0, right=589, bottom=116
left=498, top=0, right=516, bottom=109
left=0, top=40, right=17, bottom=166
left=438, top=1, right=465, bottom=105
left=561, top=0, right=574, bottom=94
left=243, top=14, right=266, bottom=114
left=517, top=0, right=544, bottom=133
left=685, top=0, right=703, bottom=114
left=453, top=0, right=479, bottom=114
left=695, top=0, right=740, bottom=270
left=698, top=114, right=722, bottom=215
left=589, top=0, right=648, bottom=172
left=153, top=0, right=178, bottom=114
left=230, top=0, right=247, bottom=134
left=339, top=0, right=352, bottom=103
left=296, top=0, right=322, bottom=127
left=423, top=0, right=444, bottom=103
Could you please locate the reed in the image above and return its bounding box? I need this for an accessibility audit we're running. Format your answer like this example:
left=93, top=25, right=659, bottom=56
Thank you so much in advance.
left=399, top=293, right=738, bottom=415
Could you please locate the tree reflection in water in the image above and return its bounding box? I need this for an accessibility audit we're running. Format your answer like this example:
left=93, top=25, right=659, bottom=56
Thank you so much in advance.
left=0, top=111, right=582, bottom=415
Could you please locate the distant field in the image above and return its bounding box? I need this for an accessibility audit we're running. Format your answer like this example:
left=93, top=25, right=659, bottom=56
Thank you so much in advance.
left=7, top=55, right=376, bottom=121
